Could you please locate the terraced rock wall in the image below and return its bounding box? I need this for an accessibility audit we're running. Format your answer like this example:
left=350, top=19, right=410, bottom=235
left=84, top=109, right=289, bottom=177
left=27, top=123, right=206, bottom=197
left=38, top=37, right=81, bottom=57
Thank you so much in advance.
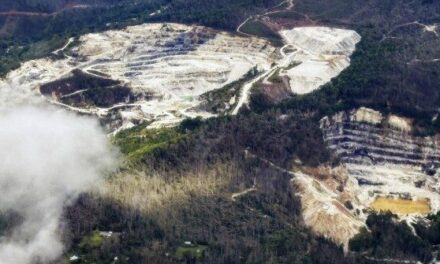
left=320, top=108, right=440, bottom=212
left=320, top=108, right=440, bottom=182
left=0, top=23, right=361, bottom=132
left=294, top=108, right=440, bottom=247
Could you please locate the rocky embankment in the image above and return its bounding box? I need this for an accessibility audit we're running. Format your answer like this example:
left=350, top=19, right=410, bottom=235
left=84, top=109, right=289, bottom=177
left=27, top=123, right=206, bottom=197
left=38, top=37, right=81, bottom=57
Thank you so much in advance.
left=320, top=108, right=440, bottom=190
left=293, top=107, right=440, bottom=248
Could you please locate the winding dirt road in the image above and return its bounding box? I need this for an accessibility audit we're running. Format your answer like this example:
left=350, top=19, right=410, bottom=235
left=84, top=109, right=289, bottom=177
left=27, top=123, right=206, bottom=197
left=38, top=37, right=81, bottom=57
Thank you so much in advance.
left=232, top=0, right=296, bottom=114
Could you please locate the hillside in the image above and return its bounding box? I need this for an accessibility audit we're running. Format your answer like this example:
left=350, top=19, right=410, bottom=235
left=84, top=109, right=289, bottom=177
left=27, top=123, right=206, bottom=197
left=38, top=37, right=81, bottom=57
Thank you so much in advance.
left=0, top=22, right=361, bottom=131
left=0, top=0, right=440, bottom=263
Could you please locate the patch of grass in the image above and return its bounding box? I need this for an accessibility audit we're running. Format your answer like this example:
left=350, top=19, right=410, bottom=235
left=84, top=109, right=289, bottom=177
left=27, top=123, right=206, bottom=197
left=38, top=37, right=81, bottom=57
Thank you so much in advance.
left=79, top=231, right=104, bottom=249
left=113, top=124, right=186, bottom=162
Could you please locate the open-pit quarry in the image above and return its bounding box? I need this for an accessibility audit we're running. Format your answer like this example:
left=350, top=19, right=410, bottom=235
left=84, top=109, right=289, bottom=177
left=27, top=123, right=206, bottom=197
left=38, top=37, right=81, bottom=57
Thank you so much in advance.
left=279, top=27, right=361, bottom=94
left=0, top=23, right=360, bottom=131
left=292, top=107, right=440, bottom=247
left=5, top=19, right=425, bottom=252
left=321, top=107, right=440, bottom=214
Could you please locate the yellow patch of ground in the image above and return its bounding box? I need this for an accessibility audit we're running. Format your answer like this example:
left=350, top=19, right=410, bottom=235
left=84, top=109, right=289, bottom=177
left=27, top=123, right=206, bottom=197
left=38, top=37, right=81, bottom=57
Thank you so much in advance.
left=370, top=197, right=431, bottom=215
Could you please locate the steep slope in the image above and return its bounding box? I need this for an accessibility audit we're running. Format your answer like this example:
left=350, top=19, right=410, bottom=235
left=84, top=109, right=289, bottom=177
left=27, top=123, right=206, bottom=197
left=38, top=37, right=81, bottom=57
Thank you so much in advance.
left=297, top=107, right=440, bottom=248
left=292, top=108, right=440, bottom=250
left=293, top=169, right=364, bottom=248
left=62, top=111, right=356, bottom=263
left=3, top=0, right=440, bottom=263
left=320, top=107, right=440, bottom=204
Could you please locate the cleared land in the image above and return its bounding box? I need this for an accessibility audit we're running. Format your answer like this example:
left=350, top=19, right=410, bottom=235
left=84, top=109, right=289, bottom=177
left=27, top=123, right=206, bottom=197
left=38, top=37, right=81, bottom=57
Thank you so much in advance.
left=0, top=23, right=360, bottom=131
left=370, top=197, right=431, bottom=215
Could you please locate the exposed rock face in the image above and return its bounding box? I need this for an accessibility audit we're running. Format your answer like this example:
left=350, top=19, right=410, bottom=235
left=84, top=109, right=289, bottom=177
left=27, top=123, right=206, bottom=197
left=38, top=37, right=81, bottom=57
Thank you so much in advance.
left=320, top=108, right=440, bottom=187
left=279, top=27, right=361, bottom=94
left=320, top=107, right=440, bottom=215
left=0, top=23, right=276, bottom=130
left=0, top=23, right=361, bottom=131
left=292, top=169, right=364, bottom=248
left=75, top=23, right=275, bottom=99
left=295, top=107, right=440, bottom=248
left=281, top=27, right=360, bottom=55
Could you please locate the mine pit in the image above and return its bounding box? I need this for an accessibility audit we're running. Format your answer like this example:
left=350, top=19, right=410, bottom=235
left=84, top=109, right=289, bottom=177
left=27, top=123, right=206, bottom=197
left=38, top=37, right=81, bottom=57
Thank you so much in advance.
left=1, top=23, right=361, bottom=130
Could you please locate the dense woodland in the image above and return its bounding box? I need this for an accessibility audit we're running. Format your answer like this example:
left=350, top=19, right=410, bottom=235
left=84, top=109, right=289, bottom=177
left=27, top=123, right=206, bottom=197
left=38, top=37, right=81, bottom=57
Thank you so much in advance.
left=349, top=213, right=433, bottom=262
left=254, top=0, right=440, bottom=135
left=64, top=113, right=351, bottom=263
left=63, top=112, right=440, bottom=263
left=0, top=1, right=125, bottom=12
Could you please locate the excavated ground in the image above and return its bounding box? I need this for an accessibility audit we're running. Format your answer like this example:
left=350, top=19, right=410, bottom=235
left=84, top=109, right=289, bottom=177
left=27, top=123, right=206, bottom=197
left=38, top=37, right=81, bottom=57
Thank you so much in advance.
left=320, top=107, right=440, bottom=212
left=0, top=23, right=360, bottom=131
left=294, top=107, right=440, bottom=248
left=279, top=27, right=361, bottom=94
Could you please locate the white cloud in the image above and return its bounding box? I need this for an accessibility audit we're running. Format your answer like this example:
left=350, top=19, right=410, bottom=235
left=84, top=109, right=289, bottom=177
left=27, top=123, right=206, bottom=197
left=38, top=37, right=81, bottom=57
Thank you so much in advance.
left=0, top=106, right=118, bottom=264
